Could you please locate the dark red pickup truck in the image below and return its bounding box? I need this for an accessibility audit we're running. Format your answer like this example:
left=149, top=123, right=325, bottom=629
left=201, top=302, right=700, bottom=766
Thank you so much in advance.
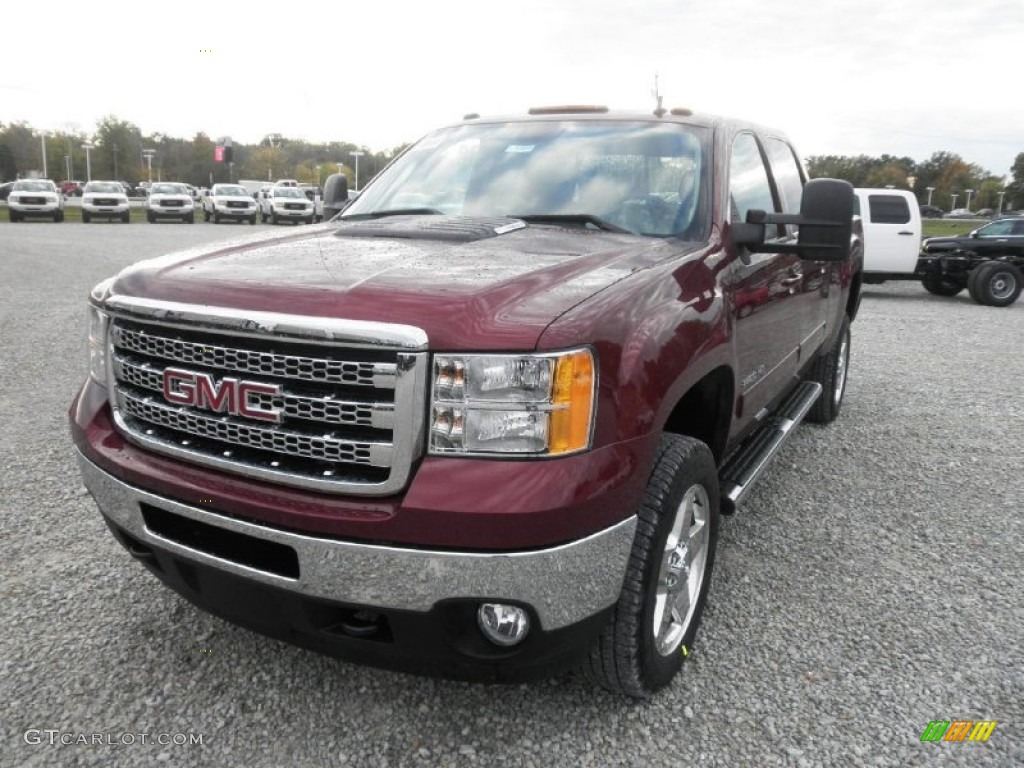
left=71, top=107, right=862, bottom=697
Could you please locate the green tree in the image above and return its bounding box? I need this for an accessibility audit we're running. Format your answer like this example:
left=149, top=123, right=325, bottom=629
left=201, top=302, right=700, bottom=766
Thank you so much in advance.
left=94, top=116, right=143, bottom=182
left=1006, top=152, right=1024, bottom=210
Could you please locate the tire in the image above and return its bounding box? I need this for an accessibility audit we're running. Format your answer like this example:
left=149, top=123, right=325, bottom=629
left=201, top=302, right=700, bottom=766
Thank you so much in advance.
left=271, top=212, right=279, bottom=225
left=82, top=211, right=91, bottom=223
left=260, top=210, right=267, bottom=223
left=55, top=210, right=64, bottom=223
left=588, top=434, right=719, bottom=698
left=249, top=214, right=256, bottom=225
left=969, top=261, right=1023, bottom=307
left=213, top=212, right=221, bottom=224
left=147, top=211, right=155, bottom=223
left=921, top=273, right=964, bottom=297
left=186, top=213, right=194, bottom=224
left=9, top=210, right=20, bottom=222
left=122, top=211, right=130, bottom=223
left=806, top=313, right=851, bottom=424
left=305, top=216, right=314, bottom=225
left=203, top=208, right=211, bottom=222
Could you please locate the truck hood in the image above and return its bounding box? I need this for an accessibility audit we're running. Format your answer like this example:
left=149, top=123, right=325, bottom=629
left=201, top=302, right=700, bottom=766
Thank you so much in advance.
left=111, top=216, right=694, bottom=350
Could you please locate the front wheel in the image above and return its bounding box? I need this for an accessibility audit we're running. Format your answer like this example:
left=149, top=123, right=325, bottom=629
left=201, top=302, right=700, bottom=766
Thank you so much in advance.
left=82, top=211, right=91, bottom=223
left=185, top=213, right=194, bottom=224
left=249, top=214, right=256, bottom=225
left=121, top=211, right=130, bottom=223
left=921, top=273, right=964, bottom=296
left=968, top=261, right=1022, bottom=307
left=588, top=434, right=719, bottom=698
left=806, top=313, right=851, bottom=424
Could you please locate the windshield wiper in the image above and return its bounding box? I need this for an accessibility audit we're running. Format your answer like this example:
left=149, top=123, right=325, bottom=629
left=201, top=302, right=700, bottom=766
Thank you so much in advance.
left=342, top=208, right=444, bottom=221
left=508, top=214, right=632, bottom=234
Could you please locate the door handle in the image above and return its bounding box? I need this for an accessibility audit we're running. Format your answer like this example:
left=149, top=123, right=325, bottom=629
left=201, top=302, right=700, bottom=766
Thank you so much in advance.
left=781, top=276, right=802, bottom=286
left=898, top=231, right=914, bottom=236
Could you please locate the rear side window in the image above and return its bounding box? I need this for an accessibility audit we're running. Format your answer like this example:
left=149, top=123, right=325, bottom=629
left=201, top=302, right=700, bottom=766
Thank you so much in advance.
left=868, top=195, right=911, bottom=224
left=729, top=133, right=776, bottom=223
left=763, top=138, right=804, bottom=214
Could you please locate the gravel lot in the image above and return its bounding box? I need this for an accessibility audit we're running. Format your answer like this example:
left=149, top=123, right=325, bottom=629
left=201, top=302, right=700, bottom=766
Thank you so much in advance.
left=1, top=222, right=1021, bottom=768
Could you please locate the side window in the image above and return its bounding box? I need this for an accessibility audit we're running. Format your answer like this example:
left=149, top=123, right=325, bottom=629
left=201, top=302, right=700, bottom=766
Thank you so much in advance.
left=867, top=195, right=911, bottom=224
left=729, top=133, right=776, bottom=226
left=764, top=138, right=804, bottom=214
left=978, top=220, right=1014, bottom=236
left=1012, top=221, right=1024, bottom=236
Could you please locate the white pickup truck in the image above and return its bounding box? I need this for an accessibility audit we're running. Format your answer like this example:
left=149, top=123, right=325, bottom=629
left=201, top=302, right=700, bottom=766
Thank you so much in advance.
left=857, top=188, right=1022, bottom=307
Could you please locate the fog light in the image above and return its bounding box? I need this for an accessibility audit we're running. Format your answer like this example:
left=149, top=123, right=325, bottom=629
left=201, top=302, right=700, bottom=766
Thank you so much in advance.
left=477, top=603, right=530, bottom=647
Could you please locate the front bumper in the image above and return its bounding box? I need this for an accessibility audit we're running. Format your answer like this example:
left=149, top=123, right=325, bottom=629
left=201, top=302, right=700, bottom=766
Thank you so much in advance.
left=78, top=451, right=635, bottom=679
left=9, top=200, right=61, bottom=214
left=213, top=206, right=256, bottom=218
left=149, top=205, right=192, bottom=217
left=82, top=202, right=130, bottom=215
left=271, top=207, right=313, bottom=218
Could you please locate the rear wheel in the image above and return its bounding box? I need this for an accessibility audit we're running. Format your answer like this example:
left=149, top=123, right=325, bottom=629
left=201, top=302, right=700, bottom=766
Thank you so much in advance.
left=588, top=434, right=719, bottom=698
left=806, top=313, right=851, bottom=424
left=9, top=210, right=20, bottom=222
left=186, top=212, right=194, bottom=224
left=969, top=261, right=1022, bottom=307
left=921, top=273, right=965, bottom=296
left=121, top=211, right=130, bottom=223
left=249, top=214, right=256, bottom=225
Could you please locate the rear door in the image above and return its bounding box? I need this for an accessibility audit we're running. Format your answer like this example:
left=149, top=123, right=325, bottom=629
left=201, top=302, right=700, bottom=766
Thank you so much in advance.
left=728, top=132, right=803, bottom=427
left=861, top=192, right=920, bottom=272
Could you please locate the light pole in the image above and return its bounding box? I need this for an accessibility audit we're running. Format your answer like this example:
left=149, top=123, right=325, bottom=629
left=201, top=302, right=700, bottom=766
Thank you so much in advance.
left=82, top=142, right=93, bottom=181
left=314, top=164, right=320, bottom=186
left=964, top=189, right=974, bottom=211
left=997, top=189, right=1006, bottom=214
left=111, top=143, right=119, bottom=180
left=926, top=186, right=935, bottom=206
left=64, top=155, right=71, bottom=180
left=349, top=150, right=364, bottom=191
left=41, top=133, right=48, bottom=179
left=142, top=149, right=156, bottom=183
left=951, top=193, right=959, bottom=210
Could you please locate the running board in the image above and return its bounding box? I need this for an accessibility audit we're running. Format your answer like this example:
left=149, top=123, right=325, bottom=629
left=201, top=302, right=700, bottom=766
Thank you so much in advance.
left=719, top=381, right=822, bottom=515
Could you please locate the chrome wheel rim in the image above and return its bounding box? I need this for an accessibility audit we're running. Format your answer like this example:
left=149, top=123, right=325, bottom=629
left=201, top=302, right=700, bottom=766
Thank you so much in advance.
left=989, top=272, right=1015, bottom=300
left=653, top=484, right=710, bottom=656
left=834, top=328, right=849, bottom=408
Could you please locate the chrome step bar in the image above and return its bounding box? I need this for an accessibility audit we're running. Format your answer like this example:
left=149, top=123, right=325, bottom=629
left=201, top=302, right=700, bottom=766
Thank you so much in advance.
left=719, top=381, right=822, bottom=514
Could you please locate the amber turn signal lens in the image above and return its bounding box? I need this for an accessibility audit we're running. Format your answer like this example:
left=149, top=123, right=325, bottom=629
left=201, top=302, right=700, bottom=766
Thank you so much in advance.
left=548, top=350, right=595, bottom=454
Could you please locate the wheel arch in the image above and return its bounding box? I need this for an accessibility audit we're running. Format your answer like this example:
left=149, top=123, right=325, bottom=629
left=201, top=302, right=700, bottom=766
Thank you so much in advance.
left=660, top=365, right=734, bottom=465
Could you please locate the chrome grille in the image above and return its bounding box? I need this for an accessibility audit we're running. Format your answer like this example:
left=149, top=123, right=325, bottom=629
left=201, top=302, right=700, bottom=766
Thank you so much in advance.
left=105, top=305, right=427, bottom=496
left=118, top=391, right=391, bottom=467
left=114, top=355, right=393, bottom=429
left=111, top=326, right=394, bottom=387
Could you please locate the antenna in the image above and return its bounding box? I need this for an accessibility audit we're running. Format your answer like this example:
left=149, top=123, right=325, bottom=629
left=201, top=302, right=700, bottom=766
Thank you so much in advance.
left=652, top=73, right=666, bottom=117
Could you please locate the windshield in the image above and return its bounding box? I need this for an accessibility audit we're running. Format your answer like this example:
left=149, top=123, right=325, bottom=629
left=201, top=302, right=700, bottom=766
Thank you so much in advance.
left=13, top=181, right=54, bottom=192
left=85, top=182, right=123, bottom=193
left=342, top=120, right=709, bottom=238
left=152, top=183, right=188, bottom=195
left=215, top=186, right=248, bottom=197
left=273, top=188, right=305, bottom=198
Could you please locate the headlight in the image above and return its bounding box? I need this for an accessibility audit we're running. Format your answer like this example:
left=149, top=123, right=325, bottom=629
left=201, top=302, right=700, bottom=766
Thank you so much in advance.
left=429, top=348, right=595, bottom=456
left=87, top=305, right=109, bottom=385
left=88, top=280, right=114, bottom=385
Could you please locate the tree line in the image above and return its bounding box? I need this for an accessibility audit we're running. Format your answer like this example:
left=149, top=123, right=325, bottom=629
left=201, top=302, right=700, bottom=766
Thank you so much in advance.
left=3, top=116, right=1023, bottom=210
left=0, top=116, right=408, bottom=189
left=805, top=151, right=1024, bottom=211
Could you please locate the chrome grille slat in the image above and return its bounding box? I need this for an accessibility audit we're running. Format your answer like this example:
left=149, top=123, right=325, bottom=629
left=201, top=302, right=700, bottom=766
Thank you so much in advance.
left=118, top=391, right=393, bottom=468
left=113, top=355, right=394, bottom=429
left=111, top=326, right=397, bottom=389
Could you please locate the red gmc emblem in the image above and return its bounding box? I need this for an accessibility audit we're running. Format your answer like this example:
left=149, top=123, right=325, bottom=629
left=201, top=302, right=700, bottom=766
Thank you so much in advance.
left=162, top=367, right=284, bottom=423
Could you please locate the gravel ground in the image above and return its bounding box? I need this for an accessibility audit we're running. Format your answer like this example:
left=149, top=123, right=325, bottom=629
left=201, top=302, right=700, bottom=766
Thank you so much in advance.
left=1, top=222, right=1021, bottom=768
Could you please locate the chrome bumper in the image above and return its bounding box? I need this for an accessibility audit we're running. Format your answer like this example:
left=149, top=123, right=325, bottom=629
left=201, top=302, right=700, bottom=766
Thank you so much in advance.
left=77, top=451, right=636, bottom=630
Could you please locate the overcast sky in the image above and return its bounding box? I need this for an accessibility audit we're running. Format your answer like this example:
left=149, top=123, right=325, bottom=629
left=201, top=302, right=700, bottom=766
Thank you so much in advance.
left=4, top=0, right=1022, bottom=175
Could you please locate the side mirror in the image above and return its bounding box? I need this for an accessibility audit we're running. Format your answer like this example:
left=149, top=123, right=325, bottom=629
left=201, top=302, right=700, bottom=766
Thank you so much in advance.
left=969, top=230, right=978, bottom=238
left=731, top=179, right=854, bottom=262
left=323, top=173, right=350, bottom=220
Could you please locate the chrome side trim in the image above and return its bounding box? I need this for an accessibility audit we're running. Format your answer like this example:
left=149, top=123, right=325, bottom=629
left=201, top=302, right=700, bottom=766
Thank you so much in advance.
left=78, top=452, right=636, bottom=630
left=104, top=296, right=429, bottom=351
